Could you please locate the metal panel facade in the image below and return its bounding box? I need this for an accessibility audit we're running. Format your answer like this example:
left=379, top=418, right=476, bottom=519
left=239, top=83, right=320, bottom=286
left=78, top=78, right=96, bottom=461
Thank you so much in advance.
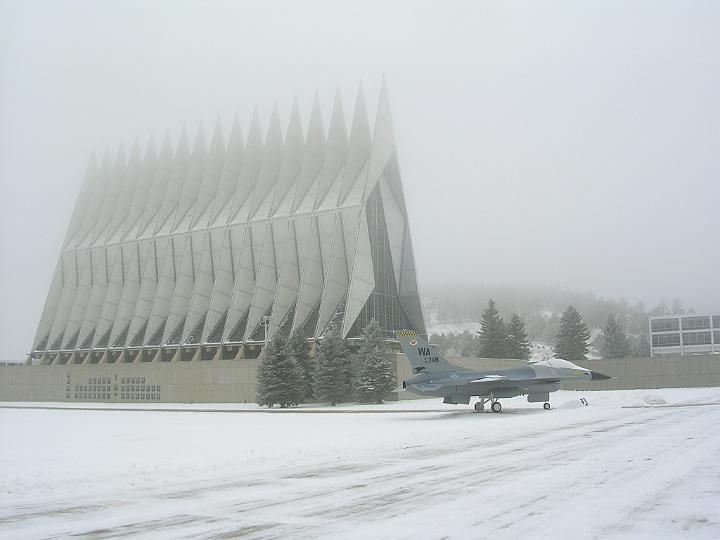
left=31, top=82, right=426, bottom=364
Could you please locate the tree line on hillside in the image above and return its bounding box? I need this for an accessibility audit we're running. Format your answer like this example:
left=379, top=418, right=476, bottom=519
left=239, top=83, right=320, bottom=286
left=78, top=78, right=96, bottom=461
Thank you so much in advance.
left=432, top=299, right=649, bottom=361
left=424, top=283, right=693, bottom=344
left=256, top=320, right=396, bottom=408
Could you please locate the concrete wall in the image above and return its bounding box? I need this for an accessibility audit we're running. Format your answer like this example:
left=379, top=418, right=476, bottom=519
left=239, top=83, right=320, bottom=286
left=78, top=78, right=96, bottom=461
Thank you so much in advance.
left=1, top=353, right=718, bottom=403
left=0, top=359, right=259, bottom=403
left=560, top=354, right=720, bottom=391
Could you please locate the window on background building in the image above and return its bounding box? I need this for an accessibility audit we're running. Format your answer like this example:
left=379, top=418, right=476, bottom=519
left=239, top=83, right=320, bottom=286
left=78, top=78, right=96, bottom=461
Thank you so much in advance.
left=713, top=316, right=720, bottom=329
left=651, top=318, right=679, bottom=332
left=682, top=317, right=711, bottom=330
left=714, top=331, right=720, bottom=344
left=683, top=332, right=712, bottom=346
left=652, top=333, right=681, bottom=347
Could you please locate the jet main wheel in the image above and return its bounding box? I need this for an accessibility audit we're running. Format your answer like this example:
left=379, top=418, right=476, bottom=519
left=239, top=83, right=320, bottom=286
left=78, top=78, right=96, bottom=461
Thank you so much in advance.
left=543, top=402, right=551, bottom=410
left=474, top=402, right=484, bottom=413
left=491, top=401, right=502, bottom=413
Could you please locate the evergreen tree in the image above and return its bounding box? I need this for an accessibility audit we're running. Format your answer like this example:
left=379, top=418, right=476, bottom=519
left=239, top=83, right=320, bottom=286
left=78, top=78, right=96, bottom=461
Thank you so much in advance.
left=459, top=331, right=480, bottom=357
left=314, top=329, right=351, bottom=406
left=286, top=328, right=314, bottom=402
left=505, top=313, right=531, bottom=359
left=649, top=299, right=669, bottom=316
left=671, top=298, right=685, bottom=315
left=554, top=305, right=591, bottom=361
left=356, top=320, right=396, bottom=403
left=478, top=299, right=506, bottom=358
left=631, top=333, right=651, bottom=358
left=600, top=313, right=630, bottom=359
left=255, top=335, right=303, bottom=408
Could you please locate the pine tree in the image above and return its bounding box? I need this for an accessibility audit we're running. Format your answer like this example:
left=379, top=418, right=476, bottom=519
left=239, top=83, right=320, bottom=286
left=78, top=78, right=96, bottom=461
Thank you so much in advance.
left=478, top=299, right=506, bottom=358
left=314, top=329, right=351, bottom=406
left=287, top=328, right=314, bottom=402
left=356, top=321, right=396, bottom=403
left=631, top=333, right=651, bottom=358
left=600, top=313, right=630, bottom=359
left=255, top=335, right=304, bottom=408
left=505, top=313, right=531, bottom=359
left=554, top=305, right=591, bottom=361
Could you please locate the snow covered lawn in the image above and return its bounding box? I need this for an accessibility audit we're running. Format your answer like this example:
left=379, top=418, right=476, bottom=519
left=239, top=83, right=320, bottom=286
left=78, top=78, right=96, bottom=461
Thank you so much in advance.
left=2, top=388, right=720, bottom=539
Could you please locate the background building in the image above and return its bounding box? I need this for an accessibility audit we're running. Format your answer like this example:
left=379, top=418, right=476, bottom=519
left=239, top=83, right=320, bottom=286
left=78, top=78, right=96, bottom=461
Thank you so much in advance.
left=29, top=81, right=425, bottom=371
left=649, top=314, right=720, bottom=356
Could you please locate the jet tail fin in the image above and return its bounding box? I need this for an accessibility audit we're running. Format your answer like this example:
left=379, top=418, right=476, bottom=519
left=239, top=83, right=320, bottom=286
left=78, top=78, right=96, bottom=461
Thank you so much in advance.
left=394, top=330, right=466, bottom=374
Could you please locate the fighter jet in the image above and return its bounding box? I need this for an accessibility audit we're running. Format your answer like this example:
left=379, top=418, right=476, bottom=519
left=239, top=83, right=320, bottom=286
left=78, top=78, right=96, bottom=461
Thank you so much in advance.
left=394, top=330, right=611, bottom=412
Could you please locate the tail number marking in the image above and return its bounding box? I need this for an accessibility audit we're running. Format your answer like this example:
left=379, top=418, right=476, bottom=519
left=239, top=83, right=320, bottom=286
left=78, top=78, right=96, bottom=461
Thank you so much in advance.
left=417, top=347, right=439, bottom=364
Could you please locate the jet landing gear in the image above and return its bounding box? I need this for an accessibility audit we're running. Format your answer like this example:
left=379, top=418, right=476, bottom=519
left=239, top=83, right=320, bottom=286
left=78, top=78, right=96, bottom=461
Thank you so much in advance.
left=473, top=398, right=487, bottom=413
left=473, top=397, right=502, bottom=413
left=543, top=402, right=551, bottom=410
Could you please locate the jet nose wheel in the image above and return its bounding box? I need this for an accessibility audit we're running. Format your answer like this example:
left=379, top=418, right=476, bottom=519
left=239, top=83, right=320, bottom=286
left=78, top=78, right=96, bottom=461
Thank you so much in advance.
left=474, top=402, right=484, bottom=413
left=491, top=401, right=502, bottom=413
left=543, top=402, right=551, bottom=410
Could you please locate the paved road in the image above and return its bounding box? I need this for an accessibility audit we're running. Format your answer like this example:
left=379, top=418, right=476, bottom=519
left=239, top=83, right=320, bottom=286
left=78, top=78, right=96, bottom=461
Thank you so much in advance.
left=1, top=404, right=719, bottom=539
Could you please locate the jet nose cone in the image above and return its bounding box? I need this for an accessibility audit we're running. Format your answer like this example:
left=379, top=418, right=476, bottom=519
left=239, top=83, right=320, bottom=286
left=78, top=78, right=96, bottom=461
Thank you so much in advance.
left=591, top=371, right=611, bottom=380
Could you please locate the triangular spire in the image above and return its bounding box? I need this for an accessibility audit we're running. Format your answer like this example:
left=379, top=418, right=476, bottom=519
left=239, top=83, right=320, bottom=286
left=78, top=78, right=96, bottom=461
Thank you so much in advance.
left=290, top=92, right=326, bottom=214
left=249, top=103, right=284, bottom=220
left=90, top=143, right=128, bottom=245
left=208, top=111, right=244, bottom=226
left=364, top=75, right=397, bottom=199
left=188, top=117, right=226, bottom=229
left=270, top=98, right=304, bottom=216
left=339, top=82, right=372, bottom=206
left=62, top=151, right=100, bottom=248
left=227, top=108, right=263, bottom=225
left=105, top=138, right=144, bottom=243
left=153, top=124, right=193, bottom=235
left=315, top=88, right=348, bottom=208
left=121, top=135, right=157, bottom=240
left=136, top=131, right=173, bottom=238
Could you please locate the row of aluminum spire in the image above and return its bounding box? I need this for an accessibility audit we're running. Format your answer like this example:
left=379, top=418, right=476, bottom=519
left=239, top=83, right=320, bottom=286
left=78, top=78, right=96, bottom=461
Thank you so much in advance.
left=31, top=81, right=425, bottom=355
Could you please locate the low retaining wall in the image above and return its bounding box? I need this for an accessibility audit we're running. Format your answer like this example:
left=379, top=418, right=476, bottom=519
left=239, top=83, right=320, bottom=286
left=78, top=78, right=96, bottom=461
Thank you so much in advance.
left=560, top=355, right=720, bottom=391
left=0, top=359, right=259, bottom=403
left=1, top=353, right=718, bottom=403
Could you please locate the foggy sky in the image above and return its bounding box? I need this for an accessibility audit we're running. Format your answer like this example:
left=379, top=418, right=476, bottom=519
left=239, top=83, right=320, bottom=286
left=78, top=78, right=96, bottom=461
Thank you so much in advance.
left=1, top=0, right=718, bottom=360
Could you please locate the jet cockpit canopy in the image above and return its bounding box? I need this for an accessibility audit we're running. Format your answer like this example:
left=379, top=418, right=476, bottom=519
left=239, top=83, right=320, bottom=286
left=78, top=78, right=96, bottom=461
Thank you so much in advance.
left=533, top=358, right=588, bottom=371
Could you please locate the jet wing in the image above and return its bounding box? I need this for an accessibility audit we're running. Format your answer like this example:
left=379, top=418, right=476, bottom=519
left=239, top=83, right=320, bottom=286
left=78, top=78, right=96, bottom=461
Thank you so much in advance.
left=411, top=382, right=445, bottom=392
left=466, top=375, right=561, bottom=386
left=469, top=375, right=507, bottom=383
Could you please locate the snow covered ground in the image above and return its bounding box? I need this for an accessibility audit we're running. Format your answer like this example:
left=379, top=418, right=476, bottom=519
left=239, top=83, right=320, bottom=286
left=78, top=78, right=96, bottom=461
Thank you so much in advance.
left=2, top=388, right=720, bottom=539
